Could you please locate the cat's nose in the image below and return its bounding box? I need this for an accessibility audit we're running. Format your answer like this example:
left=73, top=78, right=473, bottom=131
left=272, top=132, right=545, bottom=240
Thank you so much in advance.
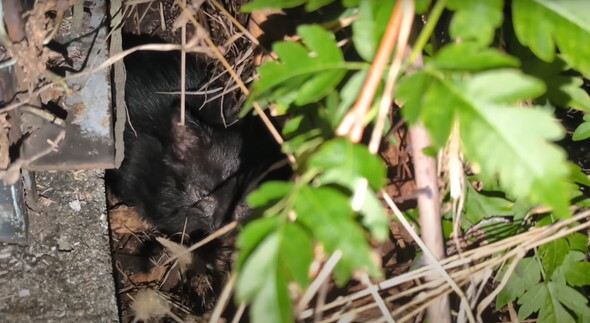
left=197, top=196, right=217, bottom=219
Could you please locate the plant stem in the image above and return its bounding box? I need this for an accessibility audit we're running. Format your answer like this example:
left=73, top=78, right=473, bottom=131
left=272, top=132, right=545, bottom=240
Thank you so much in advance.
left=408, top=0, right=448, bottom=65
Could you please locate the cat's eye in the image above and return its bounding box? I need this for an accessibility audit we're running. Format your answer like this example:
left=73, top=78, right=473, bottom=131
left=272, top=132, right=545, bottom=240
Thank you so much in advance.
left=191, top=188, right=208, bottom=201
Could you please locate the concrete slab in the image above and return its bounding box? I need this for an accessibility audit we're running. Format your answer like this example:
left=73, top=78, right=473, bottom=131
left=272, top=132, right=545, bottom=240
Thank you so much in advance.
left=0, top=170, right=117, bottom=322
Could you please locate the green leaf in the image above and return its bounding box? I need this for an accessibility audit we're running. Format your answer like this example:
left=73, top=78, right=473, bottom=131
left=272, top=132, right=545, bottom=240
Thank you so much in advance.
left=447, top=0, right=504, bottom=47
left=242, top=0, right=307, bottom=12
left=459, top=103, right=570, bottom=218
left=567, top=232, right=588, bottom=252
left=284, top=134, right=324, bottom=158
left=552, top=281, right=590, bottom=320
left=517, top=281, right=586, bottom=322
left=570, top=163, right=590, bottom=187
left=342, top=0, right=359, bottom=6
left=279, top=223, right=314, bottom=288
left=323, top=92, right=343, bottom=130
left=335, top=70, right=368, bottom=129
left=517, top=282, right=547, bottom=320
left=295, top=25, right=347, bottom=105
left=400, top=69, right=570, bottom=215
left=539, top=282, right=577, bottom=323
left=294, top=185, right=380, bottom=285
left=430, top=43, right=520, bottom=72
left=283, top=115, right=305, bottom=137
left=397, top=72, right=435, bottom=124
left=442, top=219, right=453, bottom=238
left=573, top=117, right=590, bottom=141
left=463, top=184, right=514, bottom=229
left=359, top=189, right=389, bottom=241
left=246, top=25, right=346, bottom=109
left=512, top=0, right=590, bottom=78
left=305, top=0, right=338, bottom=11
left=479, top=220, right=523, bottom=242
left=511, top=197, right=535, bottom=222
left=557, top=251, right=590, bottom=287
left=497, top=257, right=542, bottom=310
left=237, top=217, right=280, bottom=268
left=237, top=218, right=314, bottom=323
left=237, top=232, right=280, bottom=302
left=415, top=0, right=431, bottom=14
left=247, top=182, right=294, bottom=208
left=520, top=56, right=590, bottom=112
left=397, top=71, right=457, bottom=147
left=309, top=138, right=386, bottom=190
left=250, top=262, right=292, bottom=323
left=539, top=238, right=569, bottom=277
left=465, top=69, right=546, bottom=104
left=352, top=0, right=395, bottom=61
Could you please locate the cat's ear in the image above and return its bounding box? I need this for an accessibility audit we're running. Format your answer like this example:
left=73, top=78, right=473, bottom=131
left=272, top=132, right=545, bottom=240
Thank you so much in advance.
left=170, top=114, right=211, bottom=161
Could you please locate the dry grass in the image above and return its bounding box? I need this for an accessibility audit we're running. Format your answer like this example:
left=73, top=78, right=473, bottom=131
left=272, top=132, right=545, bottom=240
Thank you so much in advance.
left=296, top=207, right=590, bottom=322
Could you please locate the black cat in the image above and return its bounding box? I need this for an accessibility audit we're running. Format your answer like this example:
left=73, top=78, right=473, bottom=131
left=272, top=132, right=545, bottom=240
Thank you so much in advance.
left=108, top=34, right=284, bottom=236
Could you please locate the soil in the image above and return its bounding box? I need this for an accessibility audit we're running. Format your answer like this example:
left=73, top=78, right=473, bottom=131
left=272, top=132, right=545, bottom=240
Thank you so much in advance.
left=0, top=170, right=118, bottom=322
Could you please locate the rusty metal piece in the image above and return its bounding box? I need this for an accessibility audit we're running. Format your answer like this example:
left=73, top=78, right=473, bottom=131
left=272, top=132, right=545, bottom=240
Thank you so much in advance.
left=22, top=0, right=115, bottom=170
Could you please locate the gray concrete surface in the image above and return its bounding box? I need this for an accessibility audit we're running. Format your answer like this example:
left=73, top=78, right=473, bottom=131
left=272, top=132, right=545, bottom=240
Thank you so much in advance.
left=0, top=170, right=118, bottom=322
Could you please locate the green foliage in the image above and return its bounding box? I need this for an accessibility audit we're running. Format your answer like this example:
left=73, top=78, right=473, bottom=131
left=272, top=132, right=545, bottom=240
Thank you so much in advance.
left=398, top=67, right=571, bottom=217
left=446, top=0, right=504, bottom=47
left=236, top=140, right=387, bottom=322
left=512, top=0, right=590, bottom=78
left=235, top=0, right=590, bottom=321
left=244, top=25, right=349, bottom=113
left=415, top=0, right=431, bottom=14
left=573, top=115, right=590, bottom=141
left=352, top=0, right=395, bottom=61
left=429, top=43, right=520, bottom=72
left=517, top=281, right=590, bottom=322
left=308, top=139, right=389, bottom=240
left=520, top=56, right=590, bottom=112
left=497, top=238, right=590, bottom=322
left=294, top=185, right=381, bottom=284
left=497, top=258, right=541, bottom=309
left=242, top=0, right=339, bottom=12
left=462, top=184, right=517, bottom=227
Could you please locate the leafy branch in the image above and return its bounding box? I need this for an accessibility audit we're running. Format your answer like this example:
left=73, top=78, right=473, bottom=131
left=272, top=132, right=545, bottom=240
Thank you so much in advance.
left=233, top=0, right=590, bottom=322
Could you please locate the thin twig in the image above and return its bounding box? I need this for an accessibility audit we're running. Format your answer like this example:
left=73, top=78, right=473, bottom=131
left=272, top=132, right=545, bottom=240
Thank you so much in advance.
left=231, top=303, right=246, bottom=323
left=360, top=273, right=395, bottom=323
left=163, top=221, right=238, bottom=266
left=179, top=0, right=187, bottom=125
left=206, top=0, right=259, bottom=46
left=383, top=191, right=474, bottom=323
left=209, top=272, right=237, bottom=323
left=296, top=250, right=343, bottom=314
left=314, top=277, right=330, bottom=322
left=336, top=0, right=403, bottom=141
left=302, top=211, right=590, bottom=322
left=368, top=0, right=414, bottom=154
left=407, top=0, right=449, bottom=65
left=475, top=249, right=525, bottom=321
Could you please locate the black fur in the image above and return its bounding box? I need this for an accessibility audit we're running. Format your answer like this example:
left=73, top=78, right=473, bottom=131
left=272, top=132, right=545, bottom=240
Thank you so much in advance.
left=108, top=34, right=284, bottom=236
